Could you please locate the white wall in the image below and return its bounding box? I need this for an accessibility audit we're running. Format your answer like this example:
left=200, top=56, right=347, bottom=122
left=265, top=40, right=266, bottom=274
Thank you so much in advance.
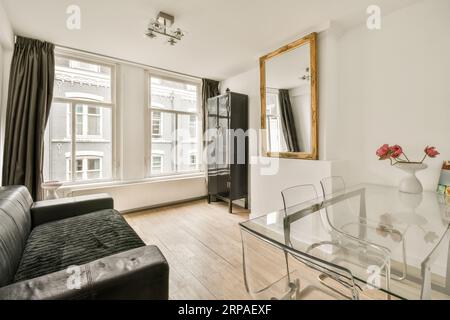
left=0, top=46, right=3, bottom=128
left=336, top=0, right=450, bottom=191
left=68, top=176, right=207, bottom=213
left=0, top=1, right=14, bottom=185
left=222, top=0, right=450, bottom=217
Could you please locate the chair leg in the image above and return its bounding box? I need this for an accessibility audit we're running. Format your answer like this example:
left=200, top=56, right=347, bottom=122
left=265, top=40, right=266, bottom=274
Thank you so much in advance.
left=229, top=200, right=233, bottom=214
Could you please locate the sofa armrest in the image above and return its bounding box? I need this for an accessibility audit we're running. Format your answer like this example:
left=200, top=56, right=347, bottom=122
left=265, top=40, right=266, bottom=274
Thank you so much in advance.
left=0, top=245, right=169, bottom=300
left=31, top=194, right=114, bottom=227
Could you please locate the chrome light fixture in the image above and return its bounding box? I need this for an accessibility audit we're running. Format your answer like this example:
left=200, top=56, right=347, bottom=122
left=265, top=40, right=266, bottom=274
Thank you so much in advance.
left=300, top=68, right=311, bottom=81
left=145, top=12, right=185, bottom=45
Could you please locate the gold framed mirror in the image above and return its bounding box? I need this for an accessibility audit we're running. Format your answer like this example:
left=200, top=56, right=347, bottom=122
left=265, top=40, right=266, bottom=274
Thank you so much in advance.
left=260, top=32, right=318, bottom=160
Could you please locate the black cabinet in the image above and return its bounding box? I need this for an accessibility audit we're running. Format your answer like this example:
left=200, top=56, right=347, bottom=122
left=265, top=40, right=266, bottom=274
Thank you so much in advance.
left=207, top=91, right=249, bottom=213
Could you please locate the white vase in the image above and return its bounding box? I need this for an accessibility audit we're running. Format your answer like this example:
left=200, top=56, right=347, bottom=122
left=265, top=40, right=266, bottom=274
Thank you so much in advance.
left=396, top=192, right=428, bottom=226
left=396, top=163, right=427, bottom=194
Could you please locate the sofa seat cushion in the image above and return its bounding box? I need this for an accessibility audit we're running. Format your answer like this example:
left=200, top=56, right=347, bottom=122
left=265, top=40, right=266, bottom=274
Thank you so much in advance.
left=13, top=209, right=145, bottom=283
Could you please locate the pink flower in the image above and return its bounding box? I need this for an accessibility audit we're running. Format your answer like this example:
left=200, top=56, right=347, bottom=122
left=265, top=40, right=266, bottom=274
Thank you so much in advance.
left=376, top=144, right=391, bottom=160
left=389, top=145, right=403, bottom=159
left=424, top=146, right=440, bottom=158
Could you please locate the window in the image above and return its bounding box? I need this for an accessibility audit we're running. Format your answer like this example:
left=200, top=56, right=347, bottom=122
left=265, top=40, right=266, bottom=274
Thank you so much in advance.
left=189, top=115, right=197, bottom=138
left=189, top=154, right=197, bottom=170
left=266, top=91, right=287, bottom=152
left=151, top=154, right=164, bottom=175
left=152, top=111, right=162, bottom=138
left=69, top=60, right=101, bottom=73
left=67, top=155, right=103, bottom=181
left=44, top=55, right=115, bottom=183
left=71, top=105, right=102, bottom=137
left=148, top=75, right=202, bottom=176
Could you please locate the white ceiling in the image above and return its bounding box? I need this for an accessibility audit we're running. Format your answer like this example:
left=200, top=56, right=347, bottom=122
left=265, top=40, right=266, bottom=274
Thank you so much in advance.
left=1, top=0, right=420, bottom=80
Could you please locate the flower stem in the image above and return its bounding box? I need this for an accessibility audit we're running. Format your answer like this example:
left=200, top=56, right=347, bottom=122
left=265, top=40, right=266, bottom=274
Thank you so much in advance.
left=420, top=154, right=427, bottom=164
left=402, top=153, right=411, bottom=162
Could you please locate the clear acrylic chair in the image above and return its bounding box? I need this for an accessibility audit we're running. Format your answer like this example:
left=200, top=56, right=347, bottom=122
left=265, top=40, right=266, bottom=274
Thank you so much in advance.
left=240, top=227, right=361, bottom=300
left=278, top=184, right=363, bottom=300
left=281, top=184, right=318, bottom=213
left=280, top=184, right=318, bottom=294
left=320, top=176, right=407, bottom=281
left=320, top=176, right=346, bottom=198
left=240, top=182, right=391, bottom=300
left=288, top=248, right=361, bottom=300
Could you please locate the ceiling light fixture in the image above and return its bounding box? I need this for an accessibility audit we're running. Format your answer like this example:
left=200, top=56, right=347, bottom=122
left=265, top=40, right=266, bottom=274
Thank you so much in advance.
left=300, top=68, right=311, bottom=81
left=145, top=12, right=185, bottom=45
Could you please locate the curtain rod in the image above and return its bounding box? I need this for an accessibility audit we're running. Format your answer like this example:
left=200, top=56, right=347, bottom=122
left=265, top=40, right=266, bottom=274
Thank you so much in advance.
left=56, top=44, right=203, bottom=81
left=14, top=35, right=204, bottom=81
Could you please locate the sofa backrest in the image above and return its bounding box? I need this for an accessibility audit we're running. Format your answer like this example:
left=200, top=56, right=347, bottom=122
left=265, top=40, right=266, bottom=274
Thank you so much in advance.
left=0, top=186, right=33, bottom=287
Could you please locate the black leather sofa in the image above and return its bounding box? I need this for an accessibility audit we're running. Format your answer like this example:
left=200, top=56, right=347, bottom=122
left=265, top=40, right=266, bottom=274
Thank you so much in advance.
left=0, top=186, right=169, bottom=300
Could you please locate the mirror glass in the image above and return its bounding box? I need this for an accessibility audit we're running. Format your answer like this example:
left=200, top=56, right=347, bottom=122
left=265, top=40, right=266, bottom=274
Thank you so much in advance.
left=261, top=33, right=317, bottom=159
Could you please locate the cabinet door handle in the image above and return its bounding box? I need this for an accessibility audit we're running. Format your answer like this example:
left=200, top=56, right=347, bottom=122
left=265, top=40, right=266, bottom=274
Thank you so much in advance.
left=227, top=182, right=231, bottom=189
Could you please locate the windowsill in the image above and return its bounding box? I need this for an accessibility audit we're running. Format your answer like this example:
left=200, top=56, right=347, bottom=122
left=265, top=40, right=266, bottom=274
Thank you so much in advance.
left=58, top=172, right=206, bottom=192
left=52, top=138, right=111, bottom=143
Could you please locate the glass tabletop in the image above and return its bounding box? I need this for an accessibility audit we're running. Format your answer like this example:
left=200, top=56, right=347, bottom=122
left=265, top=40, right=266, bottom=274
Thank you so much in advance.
left=240, top=184, right=450, bottom=300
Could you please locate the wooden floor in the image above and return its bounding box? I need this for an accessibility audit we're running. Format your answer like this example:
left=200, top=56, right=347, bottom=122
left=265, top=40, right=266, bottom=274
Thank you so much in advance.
left=125, top=200, right=252, bottom=300
left=124, top=200, right=390, bottom=300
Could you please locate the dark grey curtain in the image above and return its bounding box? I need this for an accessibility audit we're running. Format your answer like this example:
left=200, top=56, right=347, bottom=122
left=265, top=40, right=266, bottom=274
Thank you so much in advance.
left=2, top=36, right=55, bottom=200
left=202, top=79, right=220, bottom=132
left=279, top=89, right=300, bottom=153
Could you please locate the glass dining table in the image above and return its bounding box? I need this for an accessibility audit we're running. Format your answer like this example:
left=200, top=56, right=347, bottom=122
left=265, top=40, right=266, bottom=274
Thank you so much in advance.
left=239, top=184, right=450, bottom=300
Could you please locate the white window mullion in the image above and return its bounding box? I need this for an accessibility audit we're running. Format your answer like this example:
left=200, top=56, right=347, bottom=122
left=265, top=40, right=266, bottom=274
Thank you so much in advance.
left=99, top=158, right=103, bottom=179
left=83, top=105, right=88, bottom=136
left=71, top=103, right=77, bottom=182
left=83, top=158, right=88, bottom=180
left=99, top=108, right=103, bottom=137
left=175, top=113, right=179, bottom=173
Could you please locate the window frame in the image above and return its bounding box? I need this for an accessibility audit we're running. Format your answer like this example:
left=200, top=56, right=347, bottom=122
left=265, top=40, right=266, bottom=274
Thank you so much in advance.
left=66, top=155, right=103, bottom=181
left=145, top=71, right=203, bottom=178
left=51, top=52, right=117, bottom=185
left=151, top=153, right=164, bottom=175
left=68, top=104, right=104, bottom=139
left=151, top=111, right=163, bottom=138
left=189, top=114, right=198, bottom=140
left=189, top=153, right=197, bottom=167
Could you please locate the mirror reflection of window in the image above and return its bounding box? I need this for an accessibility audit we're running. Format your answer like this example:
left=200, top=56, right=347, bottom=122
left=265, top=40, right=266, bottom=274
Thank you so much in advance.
left=265, top=91, right=287, bottom=153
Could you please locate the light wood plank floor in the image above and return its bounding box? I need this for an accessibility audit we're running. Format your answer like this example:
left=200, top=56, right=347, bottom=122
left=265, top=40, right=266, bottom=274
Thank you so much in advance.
left=124, top=200, right=390, bottom=300
left=125, top=200, right=252, bottom=300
